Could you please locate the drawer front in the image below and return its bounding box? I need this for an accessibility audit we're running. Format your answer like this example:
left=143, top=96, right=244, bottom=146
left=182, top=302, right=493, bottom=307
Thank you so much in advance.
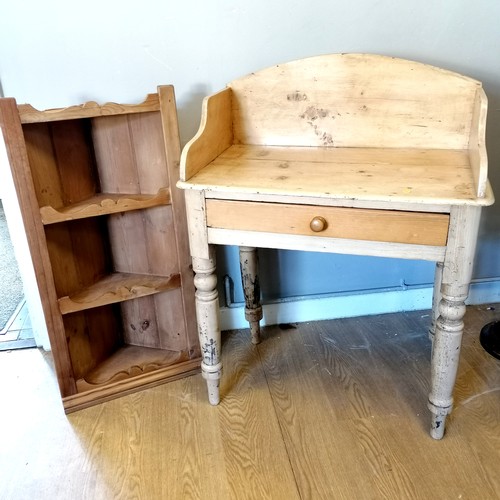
left=206, top=200, right=449, bottom=246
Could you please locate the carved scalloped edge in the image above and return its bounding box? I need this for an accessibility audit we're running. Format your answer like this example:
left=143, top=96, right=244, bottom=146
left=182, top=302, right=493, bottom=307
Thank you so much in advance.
left=67, top=357, right=201, bottom=410
left=76, top=347, right=191, bottom=387
left=40, top=187, right=171, bottom=224
left=58, top=272, right=181, bottom=315
left=18, top=92, right=161, bottom=124
left=83, top=359, right=183, bottom=385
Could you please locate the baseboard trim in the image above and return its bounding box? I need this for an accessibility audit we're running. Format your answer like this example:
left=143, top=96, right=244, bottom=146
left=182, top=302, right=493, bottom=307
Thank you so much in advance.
left=220, top=278, right=500, bottom=331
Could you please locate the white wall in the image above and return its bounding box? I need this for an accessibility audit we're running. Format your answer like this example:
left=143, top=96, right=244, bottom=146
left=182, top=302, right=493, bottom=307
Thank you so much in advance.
left=1, top=1, right=499, bottom=144
left=1, top=0, right=500, bottom=328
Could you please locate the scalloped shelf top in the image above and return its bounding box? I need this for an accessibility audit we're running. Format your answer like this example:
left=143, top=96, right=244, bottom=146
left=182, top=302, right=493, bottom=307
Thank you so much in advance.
left=40, top=187, right=171, bottom=224
left=18, top=93, right=161, bottom=123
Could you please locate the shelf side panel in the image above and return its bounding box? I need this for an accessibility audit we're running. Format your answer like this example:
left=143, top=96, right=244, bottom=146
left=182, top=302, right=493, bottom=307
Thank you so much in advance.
left=22, top=122, right=65, bottom=210
left=159, top=85, right=200, bottom=358
left=0, top=98, right=77, bottom=398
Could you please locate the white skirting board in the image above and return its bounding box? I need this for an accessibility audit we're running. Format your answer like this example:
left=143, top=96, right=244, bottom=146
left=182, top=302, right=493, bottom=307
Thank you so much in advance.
left=220, top=278, right=500, bottom=331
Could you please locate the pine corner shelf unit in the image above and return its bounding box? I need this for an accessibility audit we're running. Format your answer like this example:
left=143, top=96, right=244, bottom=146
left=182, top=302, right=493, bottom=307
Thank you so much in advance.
left=0, top=86, right=200, bottom=412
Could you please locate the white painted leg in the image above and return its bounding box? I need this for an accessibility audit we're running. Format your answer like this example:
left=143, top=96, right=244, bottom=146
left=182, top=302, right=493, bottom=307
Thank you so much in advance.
left=192, top=248, right=222, bottom=405
left=429, top=291, right=467, bottom=439
left=429, top=262, right=444, bottom=343
left=239, top=246, right=263, bottom=344
left=428, top=206, right=481, bottom=439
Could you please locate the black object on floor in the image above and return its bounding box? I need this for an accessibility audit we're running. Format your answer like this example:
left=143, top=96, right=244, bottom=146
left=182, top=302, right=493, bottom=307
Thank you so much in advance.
left=480, top=321, right=500, bottom=360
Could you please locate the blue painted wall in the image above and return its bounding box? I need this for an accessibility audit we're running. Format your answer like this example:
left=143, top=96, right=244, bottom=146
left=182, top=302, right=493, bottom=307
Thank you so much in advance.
left=217, top=247, right=437, bottom=304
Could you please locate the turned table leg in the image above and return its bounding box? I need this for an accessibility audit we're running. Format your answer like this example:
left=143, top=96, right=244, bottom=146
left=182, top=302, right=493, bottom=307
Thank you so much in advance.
left=192, top=248, right=221, bottom=405
left=239, top=246, right=263, bottom=344
left=429, top=289, right=467, bottom=439
left=429, top=262, right=444, bottom=343
left=428, top=206, right=481, bottom=439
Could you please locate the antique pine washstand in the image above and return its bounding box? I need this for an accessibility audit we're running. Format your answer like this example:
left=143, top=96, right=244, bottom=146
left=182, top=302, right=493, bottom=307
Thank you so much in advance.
left=177, top=54, right=494, bottom=439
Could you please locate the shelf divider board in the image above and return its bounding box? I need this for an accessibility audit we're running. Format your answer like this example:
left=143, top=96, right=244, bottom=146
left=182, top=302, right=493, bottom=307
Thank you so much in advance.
left=58, top=272, right=181, bottom=314
left=40, top=187, right=171, bottom=224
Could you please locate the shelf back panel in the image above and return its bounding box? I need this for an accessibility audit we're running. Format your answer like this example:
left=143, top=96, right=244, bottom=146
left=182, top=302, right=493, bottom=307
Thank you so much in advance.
left=22, top=119, right=99, bottom=209
left=121, top=288, right=189, bottom=351
left=63, top=304, right=122, bottom=380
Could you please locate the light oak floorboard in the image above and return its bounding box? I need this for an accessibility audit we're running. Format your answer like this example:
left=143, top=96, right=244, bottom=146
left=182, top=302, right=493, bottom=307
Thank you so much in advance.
left=1, top=305, right=499, bottom=499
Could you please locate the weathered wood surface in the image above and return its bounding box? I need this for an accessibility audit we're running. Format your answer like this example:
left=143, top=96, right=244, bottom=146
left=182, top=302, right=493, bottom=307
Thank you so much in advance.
left=180, top=145, right=493, bottom=206
left=428, top=205, right=482, bottom=438
left=192, top=248, right=222, bottom=405
left=229, top=54, right=480, bottom=149
left=239, top=247, right=262, bottom=344
left=181, top=54, right=490, bottom=200
left=184, top=189, right=210, bottom=259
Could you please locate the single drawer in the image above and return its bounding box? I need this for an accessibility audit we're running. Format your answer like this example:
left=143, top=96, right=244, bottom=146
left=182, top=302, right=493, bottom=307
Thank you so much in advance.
left=206, top=200, right=449, bottom=246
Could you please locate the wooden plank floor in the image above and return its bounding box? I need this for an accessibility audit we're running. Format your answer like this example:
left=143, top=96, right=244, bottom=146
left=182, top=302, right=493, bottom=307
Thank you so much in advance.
left=1, top=305, right=499, bottom=499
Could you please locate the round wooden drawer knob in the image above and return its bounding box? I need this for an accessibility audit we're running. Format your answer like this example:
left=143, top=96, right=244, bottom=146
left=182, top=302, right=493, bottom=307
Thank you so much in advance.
left=310, top=216, right=327, bottom=232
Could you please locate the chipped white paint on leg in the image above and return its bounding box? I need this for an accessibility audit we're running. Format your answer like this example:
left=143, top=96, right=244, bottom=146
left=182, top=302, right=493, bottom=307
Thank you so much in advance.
left=429, top=262, right=443, bottom=344
left=192, top=247, right=221, bottom=405
left=429, top=293, right=467, bottom=439
left=239, top=246, right=263, bottom=344
left=428, top=205, right=481, bottom=439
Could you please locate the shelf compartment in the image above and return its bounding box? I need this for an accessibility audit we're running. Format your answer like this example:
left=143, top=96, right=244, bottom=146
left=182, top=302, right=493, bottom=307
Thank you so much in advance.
left=66, top=346, right=201, bottom=412
left=40, top=187, right=171, bottom=224
left=77, top=344, right=190, bottom=387
left=58, top=272, right=181, bottom=314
